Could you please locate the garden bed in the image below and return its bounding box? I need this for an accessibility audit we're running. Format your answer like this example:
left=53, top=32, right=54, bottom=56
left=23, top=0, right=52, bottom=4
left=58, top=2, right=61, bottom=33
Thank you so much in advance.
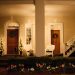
left=0, top=55, right=75, bottom=74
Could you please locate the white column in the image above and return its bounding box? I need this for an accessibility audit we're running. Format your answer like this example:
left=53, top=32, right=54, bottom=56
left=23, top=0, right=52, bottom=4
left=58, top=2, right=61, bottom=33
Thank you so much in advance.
left=35, top=0, right=45, bottom=56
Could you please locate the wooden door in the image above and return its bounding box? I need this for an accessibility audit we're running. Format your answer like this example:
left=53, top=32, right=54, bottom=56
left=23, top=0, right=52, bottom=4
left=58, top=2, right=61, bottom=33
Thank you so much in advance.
left=51, top=30, right=60, bottom=55
left=7, top=29, right=18, bottom=54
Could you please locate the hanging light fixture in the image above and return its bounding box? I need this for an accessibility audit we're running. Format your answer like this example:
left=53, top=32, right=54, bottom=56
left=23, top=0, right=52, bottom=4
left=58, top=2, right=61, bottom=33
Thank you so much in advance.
left=7, top=16, right=19, bottom=27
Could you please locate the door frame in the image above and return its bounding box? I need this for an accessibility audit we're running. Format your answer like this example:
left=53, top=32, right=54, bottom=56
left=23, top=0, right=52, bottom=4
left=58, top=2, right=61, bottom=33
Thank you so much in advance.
left=45, top=23, right=64, bottom=54
left=4, top=21, right=19, bottom=55
left=50, top=23, right=64, bottom=54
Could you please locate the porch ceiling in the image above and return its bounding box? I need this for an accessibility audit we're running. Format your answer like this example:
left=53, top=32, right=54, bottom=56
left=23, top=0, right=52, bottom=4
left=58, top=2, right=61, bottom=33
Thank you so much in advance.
left=0, top=0, right=75, bottom=17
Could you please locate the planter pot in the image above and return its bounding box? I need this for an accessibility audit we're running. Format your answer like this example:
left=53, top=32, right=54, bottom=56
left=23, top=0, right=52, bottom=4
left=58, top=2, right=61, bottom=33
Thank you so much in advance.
left=0, top=51, right=2, bottom=55
left=20, top=51, right=22, bottom=55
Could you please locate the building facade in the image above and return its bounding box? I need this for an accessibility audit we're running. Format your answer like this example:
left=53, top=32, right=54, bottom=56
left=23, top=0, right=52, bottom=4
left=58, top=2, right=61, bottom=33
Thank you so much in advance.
left=0, top=0, right=75, bottom=57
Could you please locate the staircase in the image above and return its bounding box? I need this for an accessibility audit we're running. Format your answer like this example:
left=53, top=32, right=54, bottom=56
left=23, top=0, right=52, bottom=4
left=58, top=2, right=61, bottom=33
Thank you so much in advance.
left=65, top=36, right=75, bottom=57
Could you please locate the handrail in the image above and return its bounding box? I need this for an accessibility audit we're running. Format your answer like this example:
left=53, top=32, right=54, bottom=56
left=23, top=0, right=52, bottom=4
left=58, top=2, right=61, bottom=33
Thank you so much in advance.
left=65, top=35, right=75, bottom=56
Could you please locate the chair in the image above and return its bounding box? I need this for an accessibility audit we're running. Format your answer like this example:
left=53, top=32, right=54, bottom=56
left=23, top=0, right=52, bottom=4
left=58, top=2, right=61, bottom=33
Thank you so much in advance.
left=45, top=45, right=55, bottom=57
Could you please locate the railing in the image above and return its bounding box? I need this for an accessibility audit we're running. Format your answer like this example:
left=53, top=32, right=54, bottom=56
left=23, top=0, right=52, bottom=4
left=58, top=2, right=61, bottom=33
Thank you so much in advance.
left=65, top=36, right=75, bottom=57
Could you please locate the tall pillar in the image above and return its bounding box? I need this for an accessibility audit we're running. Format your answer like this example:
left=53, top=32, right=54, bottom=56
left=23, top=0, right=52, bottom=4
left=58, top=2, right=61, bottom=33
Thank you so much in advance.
left=35, top=0, right=45, bottom=56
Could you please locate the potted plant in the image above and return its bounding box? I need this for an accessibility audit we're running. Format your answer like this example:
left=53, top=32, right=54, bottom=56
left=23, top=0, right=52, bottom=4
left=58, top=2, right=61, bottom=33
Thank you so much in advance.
left=18, top=39, right=23, bottom=55
left=29, top=49, right=34, bottom=56
left=0, top=39, right=4, bottom=55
